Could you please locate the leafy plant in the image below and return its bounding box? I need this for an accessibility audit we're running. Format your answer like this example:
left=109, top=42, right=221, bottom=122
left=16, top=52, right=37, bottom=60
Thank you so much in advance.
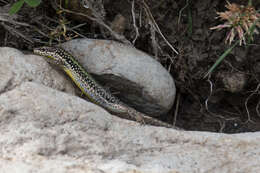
left=204, top=1, right=259, bottom=78
left=9, top=0, right=41, bottom=15
left=210, top=1, right=259, bottom=45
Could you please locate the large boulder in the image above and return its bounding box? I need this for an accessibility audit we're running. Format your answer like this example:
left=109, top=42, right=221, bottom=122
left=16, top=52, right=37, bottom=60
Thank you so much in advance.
left=0, top=82, right=259, bottom=173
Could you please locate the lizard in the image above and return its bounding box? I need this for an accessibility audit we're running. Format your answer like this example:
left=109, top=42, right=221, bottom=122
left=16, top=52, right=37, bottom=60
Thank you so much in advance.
left=33, top=46, right=175, bottom=128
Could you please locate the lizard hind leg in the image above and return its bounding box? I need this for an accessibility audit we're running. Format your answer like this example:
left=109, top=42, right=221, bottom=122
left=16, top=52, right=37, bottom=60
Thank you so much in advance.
left=127, top=107, right=174, bottom=128
left=126, top=107, right=147, bottom=125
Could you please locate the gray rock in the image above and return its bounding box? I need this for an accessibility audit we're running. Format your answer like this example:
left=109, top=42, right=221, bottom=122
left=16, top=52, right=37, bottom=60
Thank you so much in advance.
left=61, top=39, right=176, bottom=115
left=0, top=82, right=260, bottom=173
left=0, top=43, right=175, bottom=116
left=0, top=47, right=76, bottom=95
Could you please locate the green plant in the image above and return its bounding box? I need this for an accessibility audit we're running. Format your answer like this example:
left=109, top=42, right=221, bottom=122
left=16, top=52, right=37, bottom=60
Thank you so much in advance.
left=210, top=2, right=259, bottom=45
left=204, top=1, right=259, bottom=78
left=9, top=0, right=41, bottom=15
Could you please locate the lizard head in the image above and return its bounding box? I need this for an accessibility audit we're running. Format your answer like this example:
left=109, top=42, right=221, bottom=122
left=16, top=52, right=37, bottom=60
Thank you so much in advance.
left=33, top=46, right=67, bottom=66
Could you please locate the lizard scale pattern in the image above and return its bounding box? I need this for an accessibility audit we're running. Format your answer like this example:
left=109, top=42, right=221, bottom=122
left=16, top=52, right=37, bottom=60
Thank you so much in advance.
left=33, top=46, right=174, bottom=128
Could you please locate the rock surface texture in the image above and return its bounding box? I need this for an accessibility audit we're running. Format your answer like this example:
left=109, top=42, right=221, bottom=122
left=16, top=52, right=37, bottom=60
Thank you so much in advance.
left=61, top=39, right=176, bottom=115
left=0, top=82, right=260, bottom=173
left=0, top=47, right=76, bottom=95
left=0, top=46, right=260, bottom=173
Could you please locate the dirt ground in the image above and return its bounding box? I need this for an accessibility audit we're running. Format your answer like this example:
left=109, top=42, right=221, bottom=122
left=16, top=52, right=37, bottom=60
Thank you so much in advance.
left=0, top=0, right=259, bottom=133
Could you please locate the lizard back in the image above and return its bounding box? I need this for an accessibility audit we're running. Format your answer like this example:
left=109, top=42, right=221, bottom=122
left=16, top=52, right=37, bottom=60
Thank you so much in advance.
left=33, top=46, right=175, bottom=128
left=34, top=47, right=127, bottom=113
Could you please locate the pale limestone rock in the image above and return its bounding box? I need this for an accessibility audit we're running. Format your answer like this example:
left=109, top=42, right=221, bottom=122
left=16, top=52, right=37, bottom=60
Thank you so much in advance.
left=0, top=47, right=76, bottom=95
left=0, top=82, right=259, bottom=173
